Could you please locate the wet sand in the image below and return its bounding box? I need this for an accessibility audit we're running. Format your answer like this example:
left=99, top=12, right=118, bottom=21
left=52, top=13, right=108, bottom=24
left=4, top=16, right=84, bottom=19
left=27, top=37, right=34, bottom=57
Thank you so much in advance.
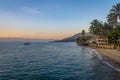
left=96, top=48, right=120, bottom=70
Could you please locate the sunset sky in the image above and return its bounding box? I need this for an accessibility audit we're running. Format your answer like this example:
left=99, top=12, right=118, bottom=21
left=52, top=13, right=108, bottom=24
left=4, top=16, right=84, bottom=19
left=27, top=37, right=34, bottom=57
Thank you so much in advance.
left=0, top=0, right=119, bottom=40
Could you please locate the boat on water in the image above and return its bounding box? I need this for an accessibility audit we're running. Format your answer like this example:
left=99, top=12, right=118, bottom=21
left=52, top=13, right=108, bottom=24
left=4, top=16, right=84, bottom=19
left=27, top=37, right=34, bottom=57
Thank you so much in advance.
left=24, top=36, right=31, bottom=45
left=24, top=42, right=31, bottom=45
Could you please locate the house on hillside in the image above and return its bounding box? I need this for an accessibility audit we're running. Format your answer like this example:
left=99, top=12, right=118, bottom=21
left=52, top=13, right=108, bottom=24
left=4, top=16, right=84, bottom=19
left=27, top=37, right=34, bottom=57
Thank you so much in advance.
left=89, top=36, right=114, bottom=49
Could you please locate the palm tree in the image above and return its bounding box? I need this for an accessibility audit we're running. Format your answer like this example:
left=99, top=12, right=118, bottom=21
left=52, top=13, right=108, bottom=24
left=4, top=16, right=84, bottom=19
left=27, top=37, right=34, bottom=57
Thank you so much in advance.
left=89, top=19, right=98, bottom=34
left=102, top=22, right=113, bottom=42
left=107, top=13, right=117, bottom=26
left=81, top=30, right=85, bottom=36
left=89, top=19, right=104, bottom=35
left=107, top=3, right=120, bottom=47
left=110, top=3, right=120, bottom=22
left=106, top=3, right=120, bottom=30
left=90, top=19, right=109, bottom=42
left=88, top=3, right=120, bottom=48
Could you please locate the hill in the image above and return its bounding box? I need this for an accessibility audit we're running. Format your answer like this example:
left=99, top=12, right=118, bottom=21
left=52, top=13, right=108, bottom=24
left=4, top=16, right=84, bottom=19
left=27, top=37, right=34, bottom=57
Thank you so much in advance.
left=53, top=33, right=94, bottom=42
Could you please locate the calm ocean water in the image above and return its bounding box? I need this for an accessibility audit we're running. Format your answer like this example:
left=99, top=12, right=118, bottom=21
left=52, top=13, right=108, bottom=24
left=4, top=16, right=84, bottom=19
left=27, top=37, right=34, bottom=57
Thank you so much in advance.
left=0, top=42, right=120, bottom=80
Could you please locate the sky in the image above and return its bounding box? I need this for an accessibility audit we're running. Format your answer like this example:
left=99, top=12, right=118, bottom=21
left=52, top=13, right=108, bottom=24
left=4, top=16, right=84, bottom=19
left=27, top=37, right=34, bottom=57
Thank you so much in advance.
left=0, top=0, right=120, bottom=40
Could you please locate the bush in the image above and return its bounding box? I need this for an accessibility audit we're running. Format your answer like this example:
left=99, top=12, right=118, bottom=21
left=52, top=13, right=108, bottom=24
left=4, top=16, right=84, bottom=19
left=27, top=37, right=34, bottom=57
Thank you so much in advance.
left=108, top=28, right=120, bottom=45
left=76, top=36, right=91, bottom=45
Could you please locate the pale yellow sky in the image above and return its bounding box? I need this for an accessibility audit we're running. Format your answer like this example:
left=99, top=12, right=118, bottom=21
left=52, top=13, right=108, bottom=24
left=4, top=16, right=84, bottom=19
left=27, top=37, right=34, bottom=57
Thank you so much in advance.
left=0, top=21, right=88, bottom=40
left=0, top=28, right=88, bottom=40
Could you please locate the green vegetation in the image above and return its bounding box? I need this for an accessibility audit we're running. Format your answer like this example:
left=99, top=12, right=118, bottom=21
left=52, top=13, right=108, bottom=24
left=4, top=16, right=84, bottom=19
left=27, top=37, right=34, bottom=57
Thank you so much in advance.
left=89, top=19, right=104, bottom=35
left=108, top=28, right=120, bottom=45
left=81, top=30, right=85, bottom=36
left=76, top=36, right=91, bottom=45
left=88, top=2, right=120, bottom=47
left=76, top=3, right=120, bottom=47
left=76, top=30, right=92, bottom=45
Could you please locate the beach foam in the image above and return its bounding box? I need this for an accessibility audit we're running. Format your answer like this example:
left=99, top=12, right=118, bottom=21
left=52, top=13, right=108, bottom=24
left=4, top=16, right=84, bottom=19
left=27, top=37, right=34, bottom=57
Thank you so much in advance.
left=92, top=49, right=120, bottom=72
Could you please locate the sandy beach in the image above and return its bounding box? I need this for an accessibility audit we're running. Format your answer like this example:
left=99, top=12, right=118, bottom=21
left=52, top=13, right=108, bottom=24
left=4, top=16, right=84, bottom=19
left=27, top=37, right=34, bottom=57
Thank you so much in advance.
left=96, top=48, right=120, bottom=70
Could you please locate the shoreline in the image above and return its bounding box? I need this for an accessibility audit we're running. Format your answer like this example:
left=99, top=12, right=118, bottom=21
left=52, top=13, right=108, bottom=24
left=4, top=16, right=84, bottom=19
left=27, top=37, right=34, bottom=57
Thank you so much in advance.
left=93, top=48, right=120, bottom=71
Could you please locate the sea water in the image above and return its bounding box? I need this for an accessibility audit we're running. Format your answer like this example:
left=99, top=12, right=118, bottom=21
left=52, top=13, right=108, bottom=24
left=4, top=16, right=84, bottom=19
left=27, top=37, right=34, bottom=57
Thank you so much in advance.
left=0, top=42, right=120, bottom=80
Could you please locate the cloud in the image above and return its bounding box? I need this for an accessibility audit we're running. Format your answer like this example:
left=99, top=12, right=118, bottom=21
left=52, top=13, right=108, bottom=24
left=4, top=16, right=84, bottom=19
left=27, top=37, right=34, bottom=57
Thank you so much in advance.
left=21, top=7, right=41, bottom=14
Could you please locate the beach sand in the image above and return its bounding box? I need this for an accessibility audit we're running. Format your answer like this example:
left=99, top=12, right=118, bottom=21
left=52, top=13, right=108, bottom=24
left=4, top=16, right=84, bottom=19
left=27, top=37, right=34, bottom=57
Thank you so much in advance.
left=96, top=48, right=120, bottom=70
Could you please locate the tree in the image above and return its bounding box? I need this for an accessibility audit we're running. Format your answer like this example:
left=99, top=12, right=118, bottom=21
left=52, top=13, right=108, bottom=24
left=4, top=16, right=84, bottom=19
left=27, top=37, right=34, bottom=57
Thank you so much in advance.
left=102, top=22, right=112, bottom=37
left=89, top=19, right=104, bottom=35
left=81, top=30, right=85, bottom=36
left=87, top=3, right=120, bottom=48
left=107, top=2, right=120, bottom=27
left=108, top=28, right=120, bottom=46
left=110, top=3, right=120, bottom=22
left=76, top=36, right=92, bottom=46
left=107, top=13, right=117, bottom=27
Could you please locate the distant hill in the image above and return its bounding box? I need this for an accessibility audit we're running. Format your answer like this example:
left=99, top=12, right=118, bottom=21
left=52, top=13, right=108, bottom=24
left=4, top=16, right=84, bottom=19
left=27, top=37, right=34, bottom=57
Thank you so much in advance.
left=53, top=33, right=94, bottom=42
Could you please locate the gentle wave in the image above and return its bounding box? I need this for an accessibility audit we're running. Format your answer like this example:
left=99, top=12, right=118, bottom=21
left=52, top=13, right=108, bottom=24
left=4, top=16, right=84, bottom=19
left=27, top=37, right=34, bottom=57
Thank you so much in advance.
left=0, top=42, right=120, bottom=79
left=92, top=49, right=120, bottom=72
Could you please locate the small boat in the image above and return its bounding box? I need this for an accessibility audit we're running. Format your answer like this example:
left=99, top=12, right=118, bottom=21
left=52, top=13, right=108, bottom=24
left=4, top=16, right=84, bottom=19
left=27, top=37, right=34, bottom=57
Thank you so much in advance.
left=24, top=42, right=31, bottom=45
left=24, top=36, right=31, bottom=45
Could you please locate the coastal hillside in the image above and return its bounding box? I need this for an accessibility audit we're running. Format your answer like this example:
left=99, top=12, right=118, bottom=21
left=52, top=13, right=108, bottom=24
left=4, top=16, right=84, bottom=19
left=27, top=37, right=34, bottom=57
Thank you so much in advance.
left=53, top=33, right=94, bottom=42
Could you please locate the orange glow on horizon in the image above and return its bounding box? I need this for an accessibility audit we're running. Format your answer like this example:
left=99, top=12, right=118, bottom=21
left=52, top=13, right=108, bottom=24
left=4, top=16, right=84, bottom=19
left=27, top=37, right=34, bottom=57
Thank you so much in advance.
left=0, top=30, right=76, bottom=40
left=0, top=23, right=88, bottom=40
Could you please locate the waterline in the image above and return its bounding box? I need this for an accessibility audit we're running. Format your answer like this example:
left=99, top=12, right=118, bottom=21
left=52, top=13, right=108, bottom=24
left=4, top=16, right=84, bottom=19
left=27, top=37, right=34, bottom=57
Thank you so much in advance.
left=92, top=49, right=120, bottom=72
